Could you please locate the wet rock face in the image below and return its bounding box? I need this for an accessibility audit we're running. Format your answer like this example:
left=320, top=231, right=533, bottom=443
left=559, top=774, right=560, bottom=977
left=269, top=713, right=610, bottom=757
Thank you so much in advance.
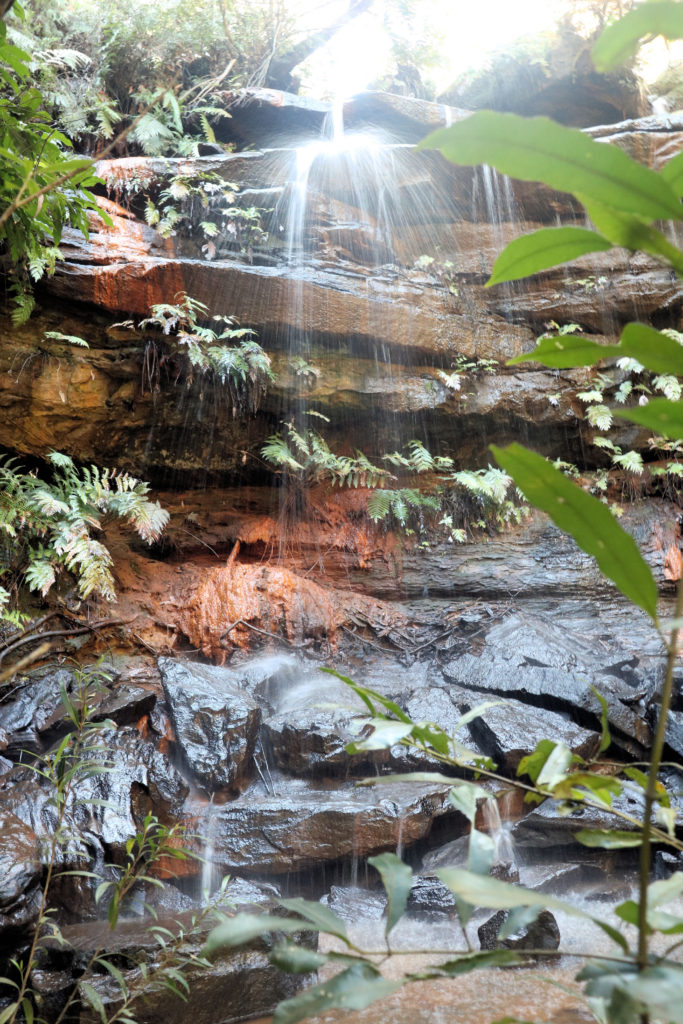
left=478, top=909, right=561, bottom=953
left=158, top=658, right=260, bottom=792
left=204, top=778, right=465, bottom=874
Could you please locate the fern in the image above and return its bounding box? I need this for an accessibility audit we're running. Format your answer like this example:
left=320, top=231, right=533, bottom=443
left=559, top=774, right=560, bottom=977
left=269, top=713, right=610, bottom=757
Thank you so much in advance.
left=0, top=452, right=169, bottom=617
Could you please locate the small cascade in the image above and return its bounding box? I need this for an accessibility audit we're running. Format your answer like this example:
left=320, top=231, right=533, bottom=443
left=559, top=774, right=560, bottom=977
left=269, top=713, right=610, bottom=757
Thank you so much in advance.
left=198, top=796, right=220, bottom=898
left=482, top=795, right=517, bottom=874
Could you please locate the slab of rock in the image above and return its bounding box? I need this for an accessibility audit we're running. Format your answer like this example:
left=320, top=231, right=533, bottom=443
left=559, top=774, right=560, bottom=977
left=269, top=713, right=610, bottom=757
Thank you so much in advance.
left=443, top=612, right=653, bottom=755
left=512, top=793, right=645, bottom=853
left=159, top=658, right=260, bottom=792
left=0, top=810, right=41, bottom=910
left=466, top=698, right=601, bottom=774
left=406, top=875, right=457, bottom=918
left=207, top=778, right=464, bottom=874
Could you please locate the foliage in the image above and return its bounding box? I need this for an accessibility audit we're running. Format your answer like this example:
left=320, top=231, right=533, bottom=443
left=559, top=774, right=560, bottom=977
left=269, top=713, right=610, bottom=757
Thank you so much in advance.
left=203, top=670, right=683, bottom=1024
left=0, top=6, right=108, bottom=322
left=263, top=428, right=526, bottom=540
left=0, top=450, right=168, bottom=613
left=143, top=172, right=268, bottom=261
left=0, top=662, right=226, bottom=1024
left=118, top=293, right=272, bottom=412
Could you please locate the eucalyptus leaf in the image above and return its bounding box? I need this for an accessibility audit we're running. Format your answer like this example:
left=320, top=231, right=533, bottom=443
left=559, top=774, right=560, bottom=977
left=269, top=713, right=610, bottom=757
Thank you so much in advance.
left=491, top=444, right=658, bottom=620
left=270, top=944, right=330, bottom=974
left=448, top=781, right=489, bottom=823
left=436, top=868, right=585, bottom=917
left=272, top=964, right=402, bottom=1024
left=278, top=898, right=350, bottom=945
left=418, top=111, right=683, bottom=221
left=203, top=913, right=304, bottom=955
left=368, top=853, right=412, bottom=935
left=468, top=828, right=496, bottom=876
left=575, top=829, right=642, bottom=849
left=346, top=718, right=414, bottom=752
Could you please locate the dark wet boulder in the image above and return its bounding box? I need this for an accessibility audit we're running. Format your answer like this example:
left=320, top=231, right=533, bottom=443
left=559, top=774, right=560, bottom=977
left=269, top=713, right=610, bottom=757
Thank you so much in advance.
left=406, top=875, right=457, bottom=918
left=323, top=886, right=387, bottom=922
left=205, top=777, right=464, bottom=874
left=465, top=698, right=601, bottom=774
left=442, top=612, right=654, bottom=756
left=0, top=811, right=41, bottom=910
left=478, top=909, right=560, bottom=953
left=158, top=658, right=260, bottom=792
left=511, top=793, right=644, bottom=855
left=260, top=671, right=380, bottom=775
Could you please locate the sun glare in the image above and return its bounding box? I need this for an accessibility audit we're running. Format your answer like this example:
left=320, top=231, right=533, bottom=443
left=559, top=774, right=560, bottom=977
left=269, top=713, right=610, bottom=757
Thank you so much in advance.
left=297, top=0, right=566, bottom=100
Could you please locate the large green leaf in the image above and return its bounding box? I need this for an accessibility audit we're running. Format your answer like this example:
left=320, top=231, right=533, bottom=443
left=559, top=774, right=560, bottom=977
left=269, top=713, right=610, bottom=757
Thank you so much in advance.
left=510, top=322, right=683, bottom=375
left=436, top=868, right=585, bottom=917
left=486, top=227, right=611, bottom=286
left=429, top=949, right=523, bottom=975
left=614, top=397, right=683, bottom=441
left=491, top=444, right=658, bottom=620
left=593, top=1, right=683, bottom=71
left=660, top=151, right=683, bottom=197
left=368, top=853, right=412, bottom=935
left=272, top=964, right=402, bottom=1024
left=278, top=898, right=350, bottom=945
left=575, top=829, right=643, bottom=849
left=203, top=913, right=305, bottom=955
left=581, top=199, right=683, bottom=277
left=418, top=112, right=683, bottom=221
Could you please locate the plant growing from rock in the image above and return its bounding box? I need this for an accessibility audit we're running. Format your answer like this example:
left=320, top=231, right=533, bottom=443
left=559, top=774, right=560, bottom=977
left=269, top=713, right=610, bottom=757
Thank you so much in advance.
left=0, top=662, right=221, bottom=1024
left=118, top=292, right=272, bottom=413
left=0, top=450, right=168, bottom=620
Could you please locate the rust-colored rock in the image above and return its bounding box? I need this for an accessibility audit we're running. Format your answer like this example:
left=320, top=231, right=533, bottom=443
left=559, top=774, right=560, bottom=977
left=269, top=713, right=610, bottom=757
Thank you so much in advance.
left=179, top=562, right=396, bottom=660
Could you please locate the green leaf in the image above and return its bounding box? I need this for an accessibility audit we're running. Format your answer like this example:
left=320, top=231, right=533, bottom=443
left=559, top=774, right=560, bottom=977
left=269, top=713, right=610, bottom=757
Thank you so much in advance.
left=79, top=982, right=107, bottom=1023
left=660, top=151, right=683, bottom=198
left=575, top=828, right=642, bottom=849
left=203, top=913, right=305, bottom=955
left=491, top=444, right=658, bottom=621
left=278, top=898, right=350, bottom=945
left=510, top=322, right=683, bottom=374
left=581, top=200, right=683, bottom=276
left=648, top=871, right=683, bottom=908
left=368, top=853, right=412, bottom=935
left=590, top=687, right=612, bottom=754
left=432, top=949, right=523, bottom=975
left=615, top=899, right=640, bottom=927
left=436, top=868, right=585, bottom=917
left=0, top=1004, right=19, bottom=1024
left=272, top=965, right=401, bottom=1024
left=536, top=742, right=573, bottom=789
left=486, top=227, right=611, bottom=286
left=593, top=1, right=683, bottom=71
left=448, top=781, right=489, bottom=823
left=614, top=397, right=683, bottom=442
left=270, top=944, right=330, bottom=974
left=468, top=828, right=496, bottom=876
left=346, top=718, right=414, bottom=752
left=418, top=111, right=683, bottom=221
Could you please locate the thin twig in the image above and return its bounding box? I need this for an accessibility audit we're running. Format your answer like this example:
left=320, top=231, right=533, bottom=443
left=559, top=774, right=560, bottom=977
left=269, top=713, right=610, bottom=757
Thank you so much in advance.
left=0, top=617, right=137, bottom=663
left=221, top=618, right=297, bottom=646
left=0, top=642, right=52, bottom=685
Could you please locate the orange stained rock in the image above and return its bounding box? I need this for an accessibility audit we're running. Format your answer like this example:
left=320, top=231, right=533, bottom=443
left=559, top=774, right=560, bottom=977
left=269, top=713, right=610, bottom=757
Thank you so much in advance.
left=180, top=562, right=393, bottom=660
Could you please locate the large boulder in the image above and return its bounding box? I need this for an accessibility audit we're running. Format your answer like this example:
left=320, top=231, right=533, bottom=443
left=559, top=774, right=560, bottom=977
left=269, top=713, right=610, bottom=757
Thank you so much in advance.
left=158, top=658, right=260, bottom=792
